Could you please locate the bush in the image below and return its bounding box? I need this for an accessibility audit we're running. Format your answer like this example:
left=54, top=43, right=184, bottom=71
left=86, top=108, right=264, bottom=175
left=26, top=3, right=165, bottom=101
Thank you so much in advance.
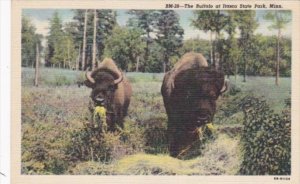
left=69, top=125, right=122, bottom=162
left=239, top=96, right=291, bottom=175
left=68, top=119, right=146, bottom=163
left=22, top=122, right=70, bottom=174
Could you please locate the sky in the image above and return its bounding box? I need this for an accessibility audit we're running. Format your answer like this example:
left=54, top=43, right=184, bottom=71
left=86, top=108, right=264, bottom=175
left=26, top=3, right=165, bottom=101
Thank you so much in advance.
left=22, top=9, right=292, bottom=42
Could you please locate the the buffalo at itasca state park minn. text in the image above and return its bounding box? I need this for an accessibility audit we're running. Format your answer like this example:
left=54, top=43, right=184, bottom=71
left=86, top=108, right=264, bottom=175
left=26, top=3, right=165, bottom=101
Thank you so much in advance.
left=21, top=9, right=291, bottom=175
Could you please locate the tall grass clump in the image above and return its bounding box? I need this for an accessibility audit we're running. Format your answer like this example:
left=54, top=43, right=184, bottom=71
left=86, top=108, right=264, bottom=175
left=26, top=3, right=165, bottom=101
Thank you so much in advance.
left=239, top=96, right=291, bottom=175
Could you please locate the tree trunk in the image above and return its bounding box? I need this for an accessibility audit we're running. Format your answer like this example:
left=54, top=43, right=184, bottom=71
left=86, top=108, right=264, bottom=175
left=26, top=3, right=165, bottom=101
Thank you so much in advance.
left=210, top=31, right=214, bottom=66
left=82, top=9, right=88, bottom=70
left=215, top=31, right=220, bottom=70
left=243, top=56, right=246, bottom=82
left=163, top=53, right=168, bottom=73
left=145, top=31, right=150, bottom=63
left=34, top=44, right=39, bottom=87
left=76, top=45, right=81, bottom=71
left=136, top=56, right=140, bottom=72
left=92, top=9, right=97, bottom=70
left=67, top=39, right=70, bottom=69
left=234, top=64, right=238, bottom=83
left=276, top=28, right=281, bottom=86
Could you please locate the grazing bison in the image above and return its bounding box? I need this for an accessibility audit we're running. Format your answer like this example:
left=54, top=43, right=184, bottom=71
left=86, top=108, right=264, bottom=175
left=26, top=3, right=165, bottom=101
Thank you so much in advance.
left=84, top=58, right=132, bottom=131
left=161, top=52, right=227, bottom=158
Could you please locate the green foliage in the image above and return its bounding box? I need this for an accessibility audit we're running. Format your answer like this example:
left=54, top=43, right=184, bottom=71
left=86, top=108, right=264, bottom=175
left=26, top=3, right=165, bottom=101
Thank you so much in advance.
left=191, top=10, right=228, bottom=67
left=104, top=26, right=146, bottom=71
left=70, top=9, right=116, bottom=69
left=180, top=38, right=211, bottom=58
left=235, top=10, right=259, bottom=81
left=264, top=10, right=292, bottom=30
left=127, top=10, right=161, bottom=72
left=45, top=11, right=78, bottom=69
left=239, top=96, right=291, bottom=175
left=21, top=16, right=43, bottom=67
left=143, top=42, right=164, bottom=73
left=46, top=11, right=64, bottom=67
left=156, top=10, right=184, bottom=72
left=192, top=10, right=228, bottom=34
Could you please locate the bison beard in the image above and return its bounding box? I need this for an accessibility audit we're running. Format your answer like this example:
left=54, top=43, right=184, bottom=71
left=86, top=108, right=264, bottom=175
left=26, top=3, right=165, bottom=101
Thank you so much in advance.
left=84, top=58, right=132, bottom=131
left=161, top=52, right=227, bottom=158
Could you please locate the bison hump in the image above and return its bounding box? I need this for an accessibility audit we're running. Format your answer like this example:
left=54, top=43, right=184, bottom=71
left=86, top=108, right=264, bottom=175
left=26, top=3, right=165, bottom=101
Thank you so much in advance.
left=173, top=52, right=208, bottom=72
left=97, top=58, right=122, bottom=78
left=162, top=52, right=208, bottom=96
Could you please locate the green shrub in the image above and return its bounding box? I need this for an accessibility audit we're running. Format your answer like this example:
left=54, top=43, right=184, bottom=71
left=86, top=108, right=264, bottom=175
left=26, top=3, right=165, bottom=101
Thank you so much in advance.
left=22, top=122, right=70, bottom=174
left=69, top=124, right=121, bottom=162
left=239, top=96, right=291, bottom=175
left=69, top=119, right=146, bottom=163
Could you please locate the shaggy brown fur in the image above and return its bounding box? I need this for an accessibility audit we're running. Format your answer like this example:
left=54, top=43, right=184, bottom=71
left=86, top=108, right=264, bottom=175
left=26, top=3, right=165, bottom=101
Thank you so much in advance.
left=85, top=58, right=132, bottom=131
left=164, top=52, right=208, bottom=96
left=161, top=52, right=226, bottom=158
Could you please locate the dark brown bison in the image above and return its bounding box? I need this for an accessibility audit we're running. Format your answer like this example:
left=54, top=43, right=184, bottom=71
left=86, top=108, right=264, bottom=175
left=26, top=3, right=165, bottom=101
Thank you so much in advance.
left=84, top=58, right=132, bottom=131
left=161, top=52, right=227, bottom=158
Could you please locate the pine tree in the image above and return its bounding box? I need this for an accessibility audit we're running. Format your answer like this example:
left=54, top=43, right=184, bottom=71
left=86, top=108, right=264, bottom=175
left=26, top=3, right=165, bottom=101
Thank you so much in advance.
left=264, top=10, right=291, bottom=86
left=128, top=10, right=158, bottom=67
left=155, top=10, right=184, bottom=72
left=191, top=10, right=227, bottom=68
left=235, top=10, right=258, bottom=82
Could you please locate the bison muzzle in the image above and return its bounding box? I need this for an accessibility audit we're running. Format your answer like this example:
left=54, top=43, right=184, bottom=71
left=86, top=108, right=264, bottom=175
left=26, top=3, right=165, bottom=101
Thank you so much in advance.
left=84, top=58, right=132, bottom=131
left=161, top=52, right=227, bottom=158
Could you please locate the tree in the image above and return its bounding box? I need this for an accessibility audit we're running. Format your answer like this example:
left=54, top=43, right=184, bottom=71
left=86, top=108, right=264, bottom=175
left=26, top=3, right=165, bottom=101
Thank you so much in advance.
left=222, top=11, right=242, bottom=81
left=235, top=10, right=258, bottom=82
left=104, top=26, right=146, bottom=71
left=264, top=10, right=291, bottom=86
left=46, top=11, right=65, bottom=67
left=248, top=34, right=291, bottom=77
left=21, top=16, right=43, bottom=68
left=72, top=10, right=116, bottom=70
left=180, top=37, right=211, bottom=58
left=92, top=9, right=97, bottom=70
left=82, top=9, right=88, bottom=70
left=191, top=10, right=227, bottom=68
left=155, top=10, right=184, bottom=72
left=127, top=10, right=158, bottom=65
left=95, top=10, right=117, bottom=64
left=34, top=43, right=40, bottom=86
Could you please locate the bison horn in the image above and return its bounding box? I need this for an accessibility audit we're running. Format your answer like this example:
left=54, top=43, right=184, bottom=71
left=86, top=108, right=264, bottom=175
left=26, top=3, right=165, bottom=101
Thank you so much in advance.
left=220, top=79, right=229, bottom=93
left=85, top=70, right=95, bottom=84
left=113, top=73, right=123, bottom=85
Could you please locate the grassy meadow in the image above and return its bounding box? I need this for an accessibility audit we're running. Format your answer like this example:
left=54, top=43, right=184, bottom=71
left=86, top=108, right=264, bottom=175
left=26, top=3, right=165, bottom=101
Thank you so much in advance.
left=21, top=67, right=291, bottom=175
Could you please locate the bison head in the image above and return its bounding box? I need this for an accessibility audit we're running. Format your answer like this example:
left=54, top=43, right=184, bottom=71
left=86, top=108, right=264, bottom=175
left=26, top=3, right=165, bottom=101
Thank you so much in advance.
left=84, top=69, right=123, bottom=108
left=171, top=67, right=227, bottom=129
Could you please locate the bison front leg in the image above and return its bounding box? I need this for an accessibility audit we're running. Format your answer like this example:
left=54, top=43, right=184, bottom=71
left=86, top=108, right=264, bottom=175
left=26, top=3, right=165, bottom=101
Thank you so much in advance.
left=116, top=107, right=124, bottom=130
left=167, top=116, right=182, bottom=157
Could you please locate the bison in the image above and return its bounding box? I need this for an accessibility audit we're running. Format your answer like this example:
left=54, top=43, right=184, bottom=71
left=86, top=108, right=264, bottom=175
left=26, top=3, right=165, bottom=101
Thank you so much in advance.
left=84, top=58, right=132, bottom=131
left=161, top=52, right=227, bottom=158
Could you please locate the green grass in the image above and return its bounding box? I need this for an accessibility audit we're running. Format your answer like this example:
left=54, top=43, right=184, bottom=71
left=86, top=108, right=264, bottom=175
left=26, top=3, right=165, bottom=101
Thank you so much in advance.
left=21, top=67, right=291, bottom=175
left=231, top=75, right=291, bottom=112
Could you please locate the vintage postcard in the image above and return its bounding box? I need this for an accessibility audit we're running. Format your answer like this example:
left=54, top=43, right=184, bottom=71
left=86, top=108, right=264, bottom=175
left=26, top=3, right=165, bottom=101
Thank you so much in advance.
left=11, top=0, right=300, bottom=183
